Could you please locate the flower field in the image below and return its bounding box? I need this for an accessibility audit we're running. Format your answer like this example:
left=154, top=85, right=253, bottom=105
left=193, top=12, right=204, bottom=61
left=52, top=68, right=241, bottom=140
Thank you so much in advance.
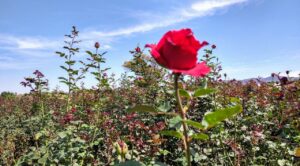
left=0, top=27, right=300, bottom=166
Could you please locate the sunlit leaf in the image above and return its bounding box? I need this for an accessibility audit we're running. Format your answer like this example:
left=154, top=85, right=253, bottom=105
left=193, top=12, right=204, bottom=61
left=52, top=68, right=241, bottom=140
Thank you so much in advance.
left=160, top=130, right=183, bottom=139
left=190, top=133, right=209, bottom=141
left=127, top=105, right=157, bottom=113
left=179, top=89, right=191, bottom=99
left=184, top=120, right=205, bottom=130
left=158, top=102, right=171, bottom=112
left=128, top=105, right=177, bottom=116
left=116, top=160, right=144, bottom=166
left=169, top=116, right=182, bottom=128
left=194, top=88, right=216, bottom=97
left=58, top=132, right=67, bottom=138
left=202, top=105, right=242, bottom=129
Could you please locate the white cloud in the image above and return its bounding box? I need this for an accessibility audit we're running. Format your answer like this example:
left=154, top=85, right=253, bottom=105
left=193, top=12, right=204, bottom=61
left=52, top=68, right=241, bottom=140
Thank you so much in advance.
left=16, top=38, right=57, bottom=49
left=191, top=0, right=247, bottom=12
left=0, top=34, right=61, bottom=50
left=0, top=0, right=248, bottom=69
left=0, top=0, right=247, bottom=51
left=81, top=0, right=247, bottom=38
left=0, top=57, right=40, bottom=70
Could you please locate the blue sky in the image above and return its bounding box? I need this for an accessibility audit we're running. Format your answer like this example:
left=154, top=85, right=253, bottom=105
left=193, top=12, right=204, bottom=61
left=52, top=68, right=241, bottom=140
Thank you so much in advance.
left=0, top=0, right=300, bottom=93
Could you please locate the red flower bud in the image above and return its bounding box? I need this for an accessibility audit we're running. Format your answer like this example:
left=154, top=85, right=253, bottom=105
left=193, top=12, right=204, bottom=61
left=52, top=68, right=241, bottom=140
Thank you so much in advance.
left=271, top=73, right=275, bottom=77
left=94, top=42, right=100, bottom=49
left=135, top=47, right=141, bottom=53
left=70, top=107, right=76, bottom=113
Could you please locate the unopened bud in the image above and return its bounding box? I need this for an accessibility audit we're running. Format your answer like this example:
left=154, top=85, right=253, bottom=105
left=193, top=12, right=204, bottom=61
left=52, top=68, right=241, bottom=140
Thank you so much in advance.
left=94, top=42, right=100, bottom=49
left=116, top=140, right=128, bottom=155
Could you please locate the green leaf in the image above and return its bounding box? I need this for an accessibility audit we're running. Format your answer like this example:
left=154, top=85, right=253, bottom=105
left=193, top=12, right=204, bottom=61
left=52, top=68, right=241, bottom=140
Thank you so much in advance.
left=38, top=153, right=48, bottom=164
left=66, top=60, right=76, bottom=65
left=184, top=120, right=205, bottom=130
left=160, top=130, right=183, bottom=139
left=91, top=71, right=99, bottom=76
left=190, top=133, right=209, bottom=141
left=34, top=132, right=43, bottom=140
left=179, top=89, right=191, bottom=99
left=202, top=105, right=242, bottom=129
left=60, top=65, right=68, bottom=71
left=70, top=47, right=79, bottom=52
left=152, top=162, right=168, bottom=166
left=56, top=51, right=65, bottom=57
left=169, top=116, right=182, bottom=128
left=128, top=105, right=177, bottom=116
left=230, top=97, right=241, bottom=104
left=158, top=102, right=171, bottom=112
left=116, top=160, right=144, bottom=166
left=194, top=88, right=216, bottom=97
left=72, top=70, right=79, bottom=75
left=58, top=132, right=67, bottom=138
left=86, top=50, right=93, bottom=56
left=58, top=77, right=67, bottom=81
left=127, top=105, right=157, bottom=113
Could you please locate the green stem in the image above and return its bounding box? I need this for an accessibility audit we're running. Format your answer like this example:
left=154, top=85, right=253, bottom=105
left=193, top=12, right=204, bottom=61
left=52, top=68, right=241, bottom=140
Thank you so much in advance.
left=96, top=48, right=102, bottom=105
left=174, top=74, right=191, bottom=166
left=66, top=35, right=75, bottom=112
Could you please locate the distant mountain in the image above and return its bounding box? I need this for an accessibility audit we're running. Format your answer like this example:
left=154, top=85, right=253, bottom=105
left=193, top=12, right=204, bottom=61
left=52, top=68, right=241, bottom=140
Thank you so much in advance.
left=241, top=76, right=299, bottom=84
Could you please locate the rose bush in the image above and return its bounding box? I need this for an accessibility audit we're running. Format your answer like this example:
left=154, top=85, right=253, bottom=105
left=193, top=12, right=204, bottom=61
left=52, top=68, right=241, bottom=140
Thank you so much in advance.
left=146, top=28, right=210, bottom=77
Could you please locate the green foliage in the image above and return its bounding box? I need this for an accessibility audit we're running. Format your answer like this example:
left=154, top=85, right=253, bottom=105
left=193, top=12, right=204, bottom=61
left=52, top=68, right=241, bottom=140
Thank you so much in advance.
left=0, top=91, right=16, bottom=99
left=194, top=88, right=216, bottom=97
left=160, top=130, right=183, bottom=139
left=1, top=28, right=299, bottom=166
left=190, top=133, right=209, bottom=141
left=179, top=89, right=192, bottom=99
left=56, top=26, right=88, bottom=94
left=202, top=105, right=242, bottom=129
left=116, top=160, right=144, bottom=166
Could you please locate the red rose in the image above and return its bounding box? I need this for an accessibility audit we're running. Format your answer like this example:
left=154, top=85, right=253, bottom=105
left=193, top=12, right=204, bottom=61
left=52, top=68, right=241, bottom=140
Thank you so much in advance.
left=146, top=28, right=210, bottom=77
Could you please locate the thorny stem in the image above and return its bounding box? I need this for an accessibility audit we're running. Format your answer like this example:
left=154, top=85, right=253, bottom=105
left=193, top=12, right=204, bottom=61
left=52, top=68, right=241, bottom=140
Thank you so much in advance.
left=174, top=73, right=191, bottom=166
left=96, top=48, right=102, bottom=102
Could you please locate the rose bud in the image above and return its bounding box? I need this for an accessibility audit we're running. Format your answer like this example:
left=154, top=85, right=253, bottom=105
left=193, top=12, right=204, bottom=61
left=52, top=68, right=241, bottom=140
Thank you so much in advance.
left=94, top=42, right=100, bottom=49
left=271, top=73, right=275, bottom=77
left=146, top=28, right=210, bottom=77
left=70, top=107, right=76, bottom=113
left=115, top=140, right=128, bottom=156
left=135, top=46, right=141, bottom=53
left=211, top=44, right=216, bottom=49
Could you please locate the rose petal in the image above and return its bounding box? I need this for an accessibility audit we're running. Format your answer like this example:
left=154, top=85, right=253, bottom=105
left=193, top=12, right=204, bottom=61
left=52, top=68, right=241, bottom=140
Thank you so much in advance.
left=145, top=44, right=168, bottom=67
left=172, top=61, right=210, bottom=77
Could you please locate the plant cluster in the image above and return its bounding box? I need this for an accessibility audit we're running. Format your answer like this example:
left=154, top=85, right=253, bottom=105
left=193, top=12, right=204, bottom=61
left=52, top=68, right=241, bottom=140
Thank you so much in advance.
left=0, top=27, right=299, bottom=166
